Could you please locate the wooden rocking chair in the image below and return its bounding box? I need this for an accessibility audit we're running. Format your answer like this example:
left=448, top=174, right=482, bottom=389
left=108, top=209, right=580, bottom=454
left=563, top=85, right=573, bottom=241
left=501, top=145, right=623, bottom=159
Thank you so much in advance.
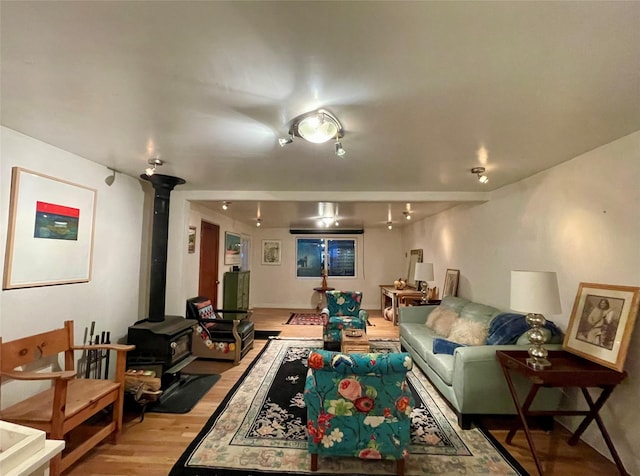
left=0, top=321, right=134, bottom=475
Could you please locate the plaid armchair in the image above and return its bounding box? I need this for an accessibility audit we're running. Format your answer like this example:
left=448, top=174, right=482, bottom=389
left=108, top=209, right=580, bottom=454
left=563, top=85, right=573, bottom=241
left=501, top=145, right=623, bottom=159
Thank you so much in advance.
left=304, top=349, right=414, bottom=476
left=321, top=290, right=368, bottom=350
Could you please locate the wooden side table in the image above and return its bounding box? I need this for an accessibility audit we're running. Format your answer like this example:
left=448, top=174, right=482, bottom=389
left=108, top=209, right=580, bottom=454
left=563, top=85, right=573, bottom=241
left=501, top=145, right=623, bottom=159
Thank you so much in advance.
left=313, top=286, right=334, bottom=311
left=496, top=350, right=628, bottom=476
left=341, top=330, right=370, bottom=354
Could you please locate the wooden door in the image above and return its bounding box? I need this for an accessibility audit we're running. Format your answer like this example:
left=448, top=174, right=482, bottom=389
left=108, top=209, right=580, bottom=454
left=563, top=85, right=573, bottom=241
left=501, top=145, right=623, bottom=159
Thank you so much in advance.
left=198, top=221, right=220, bottom=305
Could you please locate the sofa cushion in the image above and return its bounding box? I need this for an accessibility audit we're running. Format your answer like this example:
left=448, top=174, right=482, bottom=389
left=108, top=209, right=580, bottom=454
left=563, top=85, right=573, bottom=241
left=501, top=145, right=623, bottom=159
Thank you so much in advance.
left=458, top=302, right=501, bottom=324
left=432, top=338, right=467, bottom=355
left=447, top=318, right=489, bottom=345
left=439, top=296, right=469, bottom=314
left=425, top=307, right=459, bottom=336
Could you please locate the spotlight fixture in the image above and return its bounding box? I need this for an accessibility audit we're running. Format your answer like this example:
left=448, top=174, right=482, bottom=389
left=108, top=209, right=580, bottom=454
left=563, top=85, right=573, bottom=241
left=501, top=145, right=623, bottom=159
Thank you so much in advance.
left=471, top=167, right=489, bottom=184
left=387, top=221, right=393, bottom=230
left=145, top=158, right=163, bottom=176
left=256, top=218, right=261, bottom=227
left=278, top=134, right=293, bottom=147
left=222, top=201, right=231, bottom=210
left=105, top=168, right=116, bottom=186
left=335, top=138, right=346, bottom=157
left=403, top=211, right=412, bottom=221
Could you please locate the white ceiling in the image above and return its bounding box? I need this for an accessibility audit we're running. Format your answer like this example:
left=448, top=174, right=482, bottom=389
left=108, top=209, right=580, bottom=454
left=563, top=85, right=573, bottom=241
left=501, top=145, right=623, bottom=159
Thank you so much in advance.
left=2, top=1, right=639, bottom=228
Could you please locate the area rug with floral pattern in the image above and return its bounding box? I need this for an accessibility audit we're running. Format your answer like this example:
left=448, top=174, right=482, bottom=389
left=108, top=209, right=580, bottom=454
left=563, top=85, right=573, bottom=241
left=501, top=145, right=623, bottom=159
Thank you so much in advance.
left=169, top=338, right=526, bottom=475
left=285, top=312, right=324, bottom=325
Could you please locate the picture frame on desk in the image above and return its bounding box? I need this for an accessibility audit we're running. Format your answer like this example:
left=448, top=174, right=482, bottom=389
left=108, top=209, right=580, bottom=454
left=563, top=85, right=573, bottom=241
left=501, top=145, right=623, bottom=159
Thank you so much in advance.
left=442, top=269, right=460, bottom=298
left=563, top=282, right=640, bottom=372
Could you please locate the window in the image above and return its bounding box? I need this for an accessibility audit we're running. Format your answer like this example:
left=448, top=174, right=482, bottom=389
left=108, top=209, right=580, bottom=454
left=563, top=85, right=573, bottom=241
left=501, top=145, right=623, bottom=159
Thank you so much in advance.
left=296, top=238, right=356, bottom=278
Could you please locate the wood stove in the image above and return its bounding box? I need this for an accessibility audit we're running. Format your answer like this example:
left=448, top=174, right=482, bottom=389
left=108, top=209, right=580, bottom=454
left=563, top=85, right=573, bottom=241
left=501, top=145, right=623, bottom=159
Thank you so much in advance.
left=127, top=173, right=195, bottom=387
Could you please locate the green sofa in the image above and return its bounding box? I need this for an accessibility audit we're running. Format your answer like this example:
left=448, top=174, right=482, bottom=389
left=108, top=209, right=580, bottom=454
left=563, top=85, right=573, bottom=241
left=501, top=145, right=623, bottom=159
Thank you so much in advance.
left=399, top=296, right=563, bottom=429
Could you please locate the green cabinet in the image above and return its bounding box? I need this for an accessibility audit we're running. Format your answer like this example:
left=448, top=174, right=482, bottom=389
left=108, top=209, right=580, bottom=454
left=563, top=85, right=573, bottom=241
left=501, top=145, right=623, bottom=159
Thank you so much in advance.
left=223, top=271, right=250, bottom=310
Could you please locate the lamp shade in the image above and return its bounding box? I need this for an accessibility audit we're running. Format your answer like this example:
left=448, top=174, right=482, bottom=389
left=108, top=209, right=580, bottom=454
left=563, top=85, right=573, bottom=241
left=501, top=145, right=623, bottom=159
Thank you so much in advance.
left=510, top=270, right=562, bottom=315
left=414, top=262, right=434, bottom=282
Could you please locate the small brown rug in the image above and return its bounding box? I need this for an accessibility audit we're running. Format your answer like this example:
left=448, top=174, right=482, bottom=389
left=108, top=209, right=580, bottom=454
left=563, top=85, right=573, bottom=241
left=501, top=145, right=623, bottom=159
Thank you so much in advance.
left=285, top=312, right=324, bottom=325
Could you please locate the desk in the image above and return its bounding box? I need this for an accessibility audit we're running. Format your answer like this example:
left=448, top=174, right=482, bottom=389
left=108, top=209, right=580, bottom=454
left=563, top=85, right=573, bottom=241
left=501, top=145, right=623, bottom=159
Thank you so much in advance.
left=496, top=350, right=628, bottom=476
left=313, top=286, right=334, bottom=311
left=379, top=285, right=422, bottom=325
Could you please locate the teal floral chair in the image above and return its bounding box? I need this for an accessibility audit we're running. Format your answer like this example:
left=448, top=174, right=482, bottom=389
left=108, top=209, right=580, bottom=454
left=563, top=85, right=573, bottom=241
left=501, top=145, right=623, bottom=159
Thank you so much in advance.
left=304, top=349, right=414, bottom=476
left=322, top=290, right=368, bottom=350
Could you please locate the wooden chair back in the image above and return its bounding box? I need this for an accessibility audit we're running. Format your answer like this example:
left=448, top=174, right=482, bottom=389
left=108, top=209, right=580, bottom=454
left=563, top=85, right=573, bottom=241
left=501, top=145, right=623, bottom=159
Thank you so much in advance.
left=0, top=320, right=134, bottom=476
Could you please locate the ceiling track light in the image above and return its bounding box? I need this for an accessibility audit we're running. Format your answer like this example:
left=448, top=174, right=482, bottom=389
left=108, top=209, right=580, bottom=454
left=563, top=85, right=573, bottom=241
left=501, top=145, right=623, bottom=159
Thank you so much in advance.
left=471, top=166, right=489, bottom=184
left=278, top=134, right=293, bottom=147
left=335, top=137, right=346, bottom=157
left=145, top=158, right=163, bottom=176
left=222, top=201, right=231, bottom=210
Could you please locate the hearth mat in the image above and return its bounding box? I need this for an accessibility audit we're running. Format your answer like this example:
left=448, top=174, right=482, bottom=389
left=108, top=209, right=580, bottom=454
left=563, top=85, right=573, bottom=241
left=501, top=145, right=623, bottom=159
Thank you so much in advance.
left=148, top=374, right=220, bottom=414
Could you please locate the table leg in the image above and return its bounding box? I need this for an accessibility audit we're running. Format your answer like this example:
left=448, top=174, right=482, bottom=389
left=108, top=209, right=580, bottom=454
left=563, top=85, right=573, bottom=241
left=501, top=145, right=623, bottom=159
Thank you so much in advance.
left=569, top=387, right=628, bottom=475
left=500, top=365, right=545, bottom=476
left=391, top=293, right=398, bottom=325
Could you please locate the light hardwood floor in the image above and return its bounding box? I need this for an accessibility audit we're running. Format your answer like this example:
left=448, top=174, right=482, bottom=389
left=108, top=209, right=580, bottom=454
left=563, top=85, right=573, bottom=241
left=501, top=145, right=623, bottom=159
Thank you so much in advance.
left=65, top=307, right=619, bottom=476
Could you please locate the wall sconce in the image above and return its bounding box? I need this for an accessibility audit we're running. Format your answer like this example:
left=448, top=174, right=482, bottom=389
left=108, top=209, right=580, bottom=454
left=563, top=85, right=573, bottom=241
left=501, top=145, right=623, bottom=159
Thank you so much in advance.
left=471, top=167, right=489, bottom=184
left=145, top=158, right=163, bottom=176
left=256, top=218, right=262, bottom=227
left=387, top=221, right=393, bottom=230
left=403, top=211, right=412, bottom=221
left=222, top=201, right=231, bottom=210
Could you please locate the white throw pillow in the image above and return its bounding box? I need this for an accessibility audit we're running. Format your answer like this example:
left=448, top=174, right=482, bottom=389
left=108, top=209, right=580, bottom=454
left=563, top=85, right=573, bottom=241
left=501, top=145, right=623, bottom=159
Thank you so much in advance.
left=426, top=307, right=459, bottom=337
left=447, top=318, right=489, bottom=346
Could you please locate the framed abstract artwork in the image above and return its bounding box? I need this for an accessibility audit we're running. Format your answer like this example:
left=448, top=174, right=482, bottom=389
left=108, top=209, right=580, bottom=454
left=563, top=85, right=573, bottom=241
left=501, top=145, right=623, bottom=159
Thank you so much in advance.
left=224, top=231, right=241, bottom=265
left=3, top=167, right=97, bottom=289
left=261, top=240, right=281, bottom=265
left=563, top=282, right=640, bottom=371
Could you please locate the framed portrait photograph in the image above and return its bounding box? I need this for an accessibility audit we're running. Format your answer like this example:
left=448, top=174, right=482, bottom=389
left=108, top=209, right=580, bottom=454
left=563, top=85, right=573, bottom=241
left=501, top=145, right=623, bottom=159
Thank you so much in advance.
left=261, top=239, right=281, bottom=265
left=563, top=283, right=640, bottom=372
left=224, top=231, right=241, bottom=265
left=3, top=167, right=97, bottom=289
left=442, top=269, right=460, bottom=297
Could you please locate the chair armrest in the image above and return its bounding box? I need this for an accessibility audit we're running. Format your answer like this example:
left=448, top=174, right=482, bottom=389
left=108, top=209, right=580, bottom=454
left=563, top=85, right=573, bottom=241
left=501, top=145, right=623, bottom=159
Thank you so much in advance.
left=212, top=309, right=253, bottom=320
left=1, top=369, right=76, bottom=381
left=358, top=309, right=369, bottom=322
left=73, top=344, right=135, bottom=352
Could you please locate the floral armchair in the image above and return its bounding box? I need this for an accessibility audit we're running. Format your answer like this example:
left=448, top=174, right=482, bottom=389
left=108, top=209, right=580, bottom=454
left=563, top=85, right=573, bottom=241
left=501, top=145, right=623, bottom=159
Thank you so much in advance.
left=321, top=290, right=368, bottom=350
left=304, top=349, right=414, bottom=476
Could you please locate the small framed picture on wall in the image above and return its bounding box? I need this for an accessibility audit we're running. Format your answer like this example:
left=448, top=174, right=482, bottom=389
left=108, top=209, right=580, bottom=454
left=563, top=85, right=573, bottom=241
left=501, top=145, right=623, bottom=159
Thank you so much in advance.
left=262, top=240, right=281, bottom=265
left=224, top=231, right=241, bottom=265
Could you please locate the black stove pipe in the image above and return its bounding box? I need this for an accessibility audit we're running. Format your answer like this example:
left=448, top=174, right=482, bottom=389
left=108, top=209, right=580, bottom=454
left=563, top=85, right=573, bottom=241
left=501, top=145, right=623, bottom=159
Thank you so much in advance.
left=140, top=173, right=185, bottom=322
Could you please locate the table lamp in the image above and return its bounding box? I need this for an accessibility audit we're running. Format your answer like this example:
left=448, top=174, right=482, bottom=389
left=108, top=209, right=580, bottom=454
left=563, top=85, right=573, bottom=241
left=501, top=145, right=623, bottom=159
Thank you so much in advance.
left=510, top=270, right=562, bottom=370
left=414, top=262, right=435, bottom=303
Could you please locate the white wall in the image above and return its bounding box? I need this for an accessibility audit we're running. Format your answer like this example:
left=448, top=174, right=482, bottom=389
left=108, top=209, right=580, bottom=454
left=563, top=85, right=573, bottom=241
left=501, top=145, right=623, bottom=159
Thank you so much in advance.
left=0, top=127, right=145, bottom=408
left=404, top=131, right=640, bottom=473
left=165, top=195, right=406, bottom=313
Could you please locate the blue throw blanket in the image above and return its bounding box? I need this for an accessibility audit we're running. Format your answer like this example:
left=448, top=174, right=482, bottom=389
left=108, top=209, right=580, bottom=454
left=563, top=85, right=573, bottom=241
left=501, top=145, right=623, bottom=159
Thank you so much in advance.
left=486, top=312, right=562, bottom=345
